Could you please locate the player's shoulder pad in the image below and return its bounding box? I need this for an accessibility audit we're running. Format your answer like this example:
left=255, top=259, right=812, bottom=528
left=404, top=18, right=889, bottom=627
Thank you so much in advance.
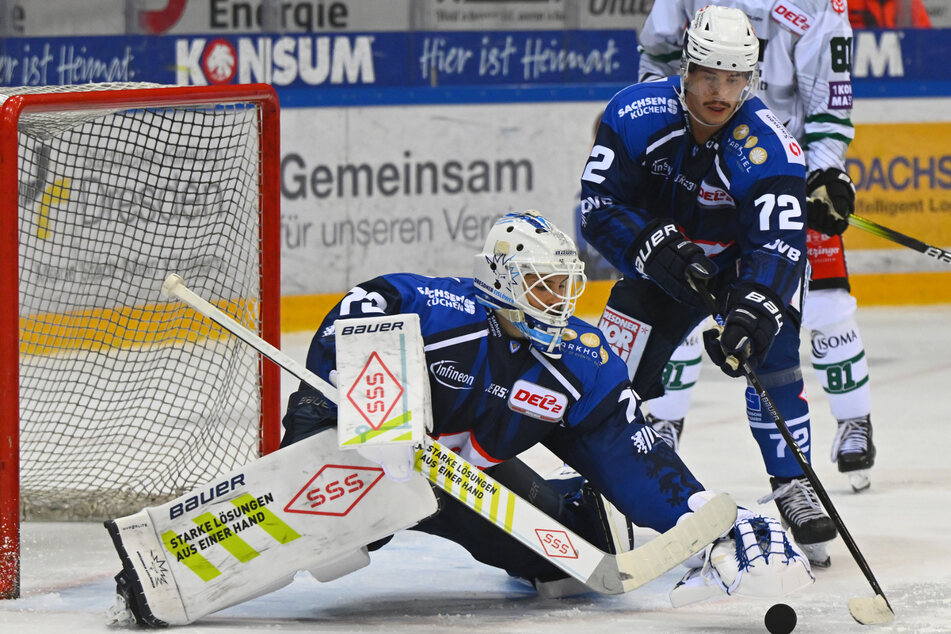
left=606, top=77, right=682, bottom=135
left=558, top=317, right=617, bottom=369
left=721, top=100, right=806, bottom=178
left=383, top=273, right=481, bottom=318
left=770, top=0, right=847, bottom=35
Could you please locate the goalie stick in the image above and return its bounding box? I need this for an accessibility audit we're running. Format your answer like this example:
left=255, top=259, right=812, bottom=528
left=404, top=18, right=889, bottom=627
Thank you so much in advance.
left=160, top=273, right=736, bottom=596
left=849, top=214, right=951, bottom=265
left=692, top=281, right=894, bottom=626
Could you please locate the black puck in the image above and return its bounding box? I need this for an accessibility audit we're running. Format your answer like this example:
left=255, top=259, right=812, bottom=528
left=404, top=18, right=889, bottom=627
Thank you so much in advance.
left=765, top=603, right=797, bottom=634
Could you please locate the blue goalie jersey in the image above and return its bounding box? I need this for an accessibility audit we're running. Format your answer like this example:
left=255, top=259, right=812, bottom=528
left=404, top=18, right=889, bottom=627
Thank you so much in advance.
left=300, top=273, right=705, bottom=533
left=580, top=76, right=808, bottom=307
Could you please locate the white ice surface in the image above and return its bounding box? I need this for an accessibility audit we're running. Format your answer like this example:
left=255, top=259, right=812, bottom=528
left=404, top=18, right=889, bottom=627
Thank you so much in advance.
left=2, top=305, right=950, bottom=633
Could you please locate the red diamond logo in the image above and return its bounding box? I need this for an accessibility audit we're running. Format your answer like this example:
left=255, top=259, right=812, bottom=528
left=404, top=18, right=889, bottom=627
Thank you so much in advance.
left=284, top=465, right=385, bottom=516
left=346, top=351, right=404, bottom=430
left=536, top=528, right=578, bottom=559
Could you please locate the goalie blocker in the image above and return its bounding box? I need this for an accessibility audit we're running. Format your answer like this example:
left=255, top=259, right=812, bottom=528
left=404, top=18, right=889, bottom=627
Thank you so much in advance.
left=105, top=428, right=437, bottom=626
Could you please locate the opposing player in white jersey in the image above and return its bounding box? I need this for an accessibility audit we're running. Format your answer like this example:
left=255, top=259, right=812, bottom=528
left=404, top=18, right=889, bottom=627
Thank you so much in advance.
left=637, top=0, right=876, bottom=494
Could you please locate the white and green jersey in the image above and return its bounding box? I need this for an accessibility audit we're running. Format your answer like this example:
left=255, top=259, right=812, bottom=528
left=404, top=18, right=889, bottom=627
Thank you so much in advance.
left=637, top=0, right=854, bottom=173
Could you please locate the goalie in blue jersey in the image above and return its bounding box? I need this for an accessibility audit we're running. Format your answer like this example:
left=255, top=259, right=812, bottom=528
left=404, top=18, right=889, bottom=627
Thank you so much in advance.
left=279, top=209, right=813, bottom=604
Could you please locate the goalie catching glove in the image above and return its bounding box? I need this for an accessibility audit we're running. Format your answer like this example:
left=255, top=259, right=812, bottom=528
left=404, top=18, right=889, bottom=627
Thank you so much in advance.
left=806, top=168, right=855, bottom=236
left=703, top=283, right=784, bottom=377
left=669, top=504, right=814, bottom=607
left=632, top=219, right=716, bottom=304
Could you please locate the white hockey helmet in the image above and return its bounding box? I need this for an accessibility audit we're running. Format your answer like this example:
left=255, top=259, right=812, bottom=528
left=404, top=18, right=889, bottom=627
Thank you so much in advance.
left=679, top=5, right=760, bottom=109
left=474, top=211, right=586, bottom=357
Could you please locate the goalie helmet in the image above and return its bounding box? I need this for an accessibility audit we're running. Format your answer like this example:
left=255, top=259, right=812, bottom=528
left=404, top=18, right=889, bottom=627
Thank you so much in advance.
left=474, top=211, right=586, bottom=357
left=679, top=5, right=760, bottom=115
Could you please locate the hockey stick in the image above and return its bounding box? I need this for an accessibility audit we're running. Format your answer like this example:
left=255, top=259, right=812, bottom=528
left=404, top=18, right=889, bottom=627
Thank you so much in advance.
left=849, top=214, right=951, bottom=265
left=160, top=274, right=736, bottom=595
left=694, top=283, right=894, bottom=625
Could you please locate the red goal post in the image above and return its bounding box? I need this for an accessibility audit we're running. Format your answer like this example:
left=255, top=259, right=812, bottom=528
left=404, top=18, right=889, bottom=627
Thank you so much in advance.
left=0, top=83, right=282, bottom=599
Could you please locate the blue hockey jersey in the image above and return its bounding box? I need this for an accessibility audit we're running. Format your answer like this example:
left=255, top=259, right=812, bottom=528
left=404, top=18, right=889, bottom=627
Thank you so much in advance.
left=302, top=273, right=704, bottom=533
left=580, top=76, right=808, bottom=307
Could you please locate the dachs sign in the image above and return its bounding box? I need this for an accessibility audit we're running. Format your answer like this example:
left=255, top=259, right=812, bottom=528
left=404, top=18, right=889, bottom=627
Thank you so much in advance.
left=334, top=314, right=431, bottom=449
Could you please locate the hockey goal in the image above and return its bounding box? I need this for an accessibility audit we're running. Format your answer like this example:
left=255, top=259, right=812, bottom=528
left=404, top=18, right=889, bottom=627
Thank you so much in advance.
left=0, top=83, right=281, bottom=599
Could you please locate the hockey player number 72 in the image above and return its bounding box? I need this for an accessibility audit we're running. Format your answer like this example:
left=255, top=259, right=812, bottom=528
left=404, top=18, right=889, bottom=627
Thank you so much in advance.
left=755, top=193, right=804, bottom=230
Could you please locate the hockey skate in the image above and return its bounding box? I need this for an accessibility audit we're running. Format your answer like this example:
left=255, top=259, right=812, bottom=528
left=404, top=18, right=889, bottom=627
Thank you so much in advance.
left=760, top=476, right=837, bottom=568
left=831, top=415, right=876, bottom=493
left=646, top=413, right=684, bottom=452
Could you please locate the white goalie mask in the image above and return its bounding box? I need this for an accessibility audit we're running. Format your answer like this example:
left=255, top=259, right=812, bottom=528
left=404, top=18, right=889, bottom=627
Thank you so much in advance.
left=679, top=5, right=760, bottom=122
left=474, top=211, right=586, bottom=357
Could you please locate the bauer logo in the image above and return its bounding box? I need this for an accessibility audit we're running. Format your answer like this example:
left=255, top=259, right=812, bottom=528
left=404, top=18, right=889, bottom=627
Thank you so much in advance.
left=508, top=380, right=567, bottom=422
left=175, top=35, right=376, bottom=86
left=340, top=321, right=404, bottom=336
left=170, top=474, right=246, bottom=519
left=346, top=351, right=404, bottom=430
left=285, top=465, right=384, bottom=517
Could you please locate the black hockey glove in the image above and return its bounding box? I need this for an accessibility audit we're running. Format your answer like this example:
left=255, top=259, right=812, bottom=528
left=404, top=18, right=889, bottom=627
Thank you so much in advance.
left=632, top=219, right=717, bottom=303
left=806, top=168, right=855, bottom=236
left=703, top=283, right=785, bottom=378
left=280, top=387, right=335, bottom=447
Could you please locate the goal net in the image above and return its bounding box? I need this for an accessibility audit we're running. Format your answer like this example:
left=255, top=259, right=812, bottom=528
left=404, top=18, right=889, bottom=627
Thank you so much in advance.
left=0, top=83, right=281, bottom=598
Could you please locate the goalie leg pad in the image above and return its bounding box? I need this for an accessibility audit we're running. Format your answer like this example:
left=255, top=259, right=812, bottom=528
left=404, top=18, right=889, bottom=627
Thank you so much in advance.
left=105, top=427, right=437, bottom=626
left=308, top=547, right=370, bottom=582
